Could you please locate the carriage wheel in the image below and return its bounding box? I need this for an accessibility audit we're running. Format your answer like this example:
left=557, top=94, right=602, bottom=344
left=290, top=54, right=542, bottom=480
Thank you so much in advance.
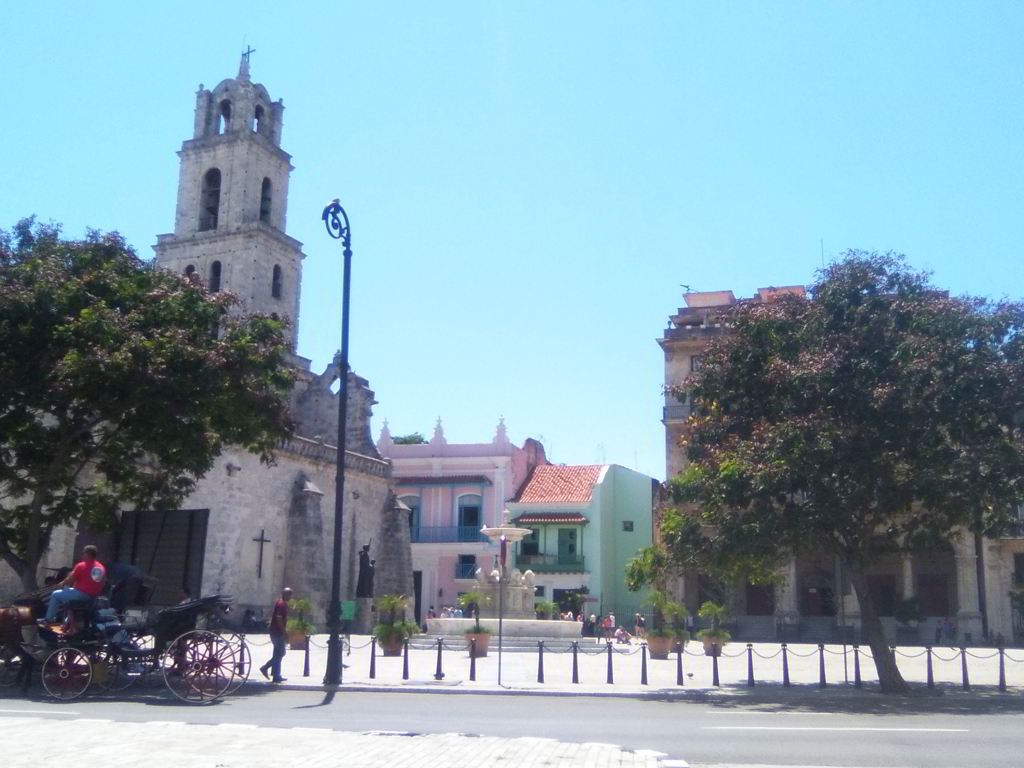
left=88, top=648, right=118, bottom=693
left=42, top=647, right=93, bottom=700
left=219, top=633, right=251, bottom=694
left=161, top=630, right=235, bottom=704
left=0, top=644, right=23, bottom=687
left=109, top=632, right=157, bottom=691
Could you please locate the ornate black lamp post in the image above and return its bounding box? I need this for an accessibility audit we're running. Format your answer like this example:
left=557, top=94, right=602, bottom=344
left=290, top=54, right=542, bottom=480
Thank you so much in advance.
left=322, top=199, right=352, bottom=686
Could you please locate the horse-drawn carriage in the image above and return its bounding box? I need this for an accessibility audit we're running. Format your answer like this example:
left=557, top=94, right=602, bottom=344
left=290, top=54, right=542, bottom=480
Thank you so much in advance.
left=1, top=587, right=251, bottom=703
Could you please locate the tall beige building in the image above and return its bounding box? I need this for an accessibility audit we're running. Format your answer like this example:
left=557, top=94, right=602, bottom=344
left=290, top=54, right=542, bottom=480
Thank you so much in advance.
left=659, top=288, right=1024, bottom=645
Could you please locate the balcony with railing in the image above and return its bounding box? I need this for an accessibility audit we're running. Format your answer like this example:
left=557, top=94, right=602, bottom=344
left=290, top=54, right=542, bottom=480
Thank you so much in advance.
left=516, top=553, right=586, bottom=573
left=410, top=525, right=489, bottom=544
left=663, top=403, right=693, bottom=421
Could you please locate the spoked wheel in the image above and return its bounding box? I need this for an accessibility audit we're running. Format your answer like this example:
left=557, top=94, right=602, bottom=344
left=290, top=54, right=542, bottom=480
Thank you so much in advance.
left=0, top=643, right=24, bottom=687
left=88, top=647, right=118, bottom=693
left=219, top=633, right=251, bottom=694
left=161, top=630, right=236, bottom=704
left=109, top=632, right=157, bottom=691
left=42, top=647, right=93, bottom=700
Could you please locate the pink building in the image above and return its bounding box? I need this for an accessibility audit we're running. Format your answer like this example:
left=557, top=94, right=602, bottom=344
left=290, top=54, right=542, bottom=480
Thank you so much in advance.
left=376, top=419, right=548, bottom=623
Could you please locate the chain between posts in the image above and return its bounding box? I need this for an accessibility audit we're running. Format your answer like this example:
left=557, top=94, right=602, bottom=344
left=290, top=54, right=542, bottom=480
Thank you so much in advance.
left=278, top=635, right=1024, bottom=688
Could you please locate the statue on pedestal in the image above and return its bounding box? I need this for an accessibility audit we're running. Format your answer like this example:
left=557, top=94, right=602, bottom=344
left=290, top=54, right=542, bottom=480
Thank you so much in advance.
left=356, top=543, right=375, bottom=598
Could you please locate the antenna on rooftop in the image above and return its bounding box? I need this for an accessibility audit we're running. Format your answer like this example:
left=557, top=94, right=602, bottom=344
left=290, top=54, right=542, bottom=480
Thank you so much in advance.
left=680, top=284, right=695, bottom=292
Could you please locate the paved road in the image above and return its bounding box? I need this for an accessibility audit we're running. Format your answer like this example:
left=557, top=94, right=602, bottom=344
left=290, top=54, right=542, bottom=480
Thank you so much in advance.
left=2, top=686, right=1022, bottom=767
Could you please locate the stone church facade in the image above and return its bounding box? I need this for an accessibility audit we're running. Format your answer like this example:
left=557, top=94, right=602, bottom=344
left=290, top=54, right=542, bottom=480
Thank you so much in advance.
left=0, top=57, right=412, bottom=627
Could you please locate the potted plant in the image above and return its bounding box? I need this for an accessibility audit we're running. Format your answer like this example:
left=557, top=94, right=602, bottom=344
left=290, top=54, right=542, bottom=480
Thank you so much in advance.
left=696, top=601, right=731, bottom=656
left=373, top=594, right=419, bottom=656
left=286, top=597, right=314, bottom=650
left=457, top=590, right=493, bottom=657
left=534, top=600, right=559, bottom=619
left=645, top=589, right=688, bottom=660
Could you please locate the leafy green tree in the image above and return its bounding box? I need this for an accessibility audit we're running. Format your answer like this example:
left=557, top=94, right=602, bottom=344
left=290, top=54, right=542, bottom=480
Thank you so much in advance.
left=0, top=219, right=294, bottom=590
left=670, top=252, right=1024, bottom=693
left=392, top=432, right=427, bottom=445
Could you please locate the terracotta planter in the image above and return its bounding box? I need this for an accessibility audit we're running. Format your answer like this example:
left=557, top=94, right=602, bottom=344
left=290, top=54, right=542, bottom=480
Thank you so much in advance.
left=645, top=635, right=675, bottom=660
left=701, top=636, right=724, bottom=657
left=288, top=629, right=308, bottom=650
left=378, top=636, right=405, bottom=656
left=465, top=632, right=491, bottom=657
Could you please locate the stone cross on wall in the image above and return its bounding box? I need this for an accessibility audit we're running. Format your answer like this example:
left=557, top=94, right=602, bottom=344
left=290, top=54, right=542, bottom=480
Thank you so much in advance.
left=252, top=528, right=271, bottom=578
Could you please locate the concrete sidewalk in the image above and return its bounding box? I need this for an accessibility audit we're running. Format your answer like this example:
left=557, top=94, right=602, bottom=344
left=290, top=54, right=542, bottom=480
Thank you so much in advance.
left=3, top=715, right=679, bottom=768
left=246, top=634, right=1023, bottom=697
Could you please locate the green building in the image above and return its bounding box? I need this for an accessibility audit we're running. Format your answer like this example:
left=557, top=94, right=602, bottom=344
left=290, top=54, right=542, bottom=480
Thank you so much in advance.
left=507, top=464, right=656, bottom=623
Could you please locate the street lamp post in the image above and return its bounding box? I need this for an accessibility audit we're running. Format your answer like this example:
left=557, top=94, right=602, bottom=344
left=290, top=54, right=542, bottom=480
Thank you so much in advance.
left=322, top=199, right=352, bottom=687
left=480, top=521, right=530, bottom=687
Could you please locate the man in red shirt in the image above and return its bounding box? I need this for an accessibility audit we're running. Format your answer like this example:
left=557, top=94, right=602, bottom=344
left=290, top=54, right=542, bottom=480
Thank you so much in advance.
left=40, top=544, right=106, bottom=624
left=259, top=587, right=291, bottom=683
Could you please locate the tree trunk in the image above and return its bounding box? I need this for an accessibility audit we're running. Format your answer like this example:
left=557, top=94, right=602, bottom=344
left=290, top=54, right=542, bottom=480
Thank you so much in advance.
left=847, top=567, right=909, bottom=693
left=1, top=549, right=37, bottom=594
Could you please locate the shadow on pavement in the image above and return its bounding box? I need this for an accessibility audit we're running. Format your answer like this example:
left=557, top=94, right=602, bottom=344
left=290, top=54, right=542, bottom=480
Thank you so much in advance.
left=652, top=682, right=1024, bottom=715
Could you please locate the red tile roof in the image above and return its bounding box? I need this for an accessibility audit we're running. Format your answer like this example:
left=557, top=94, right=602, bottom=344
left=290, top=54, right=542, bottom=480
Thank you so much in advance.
left=510, top=512, right=589, bottom=525
left=514, top=465, right=604, bottom=504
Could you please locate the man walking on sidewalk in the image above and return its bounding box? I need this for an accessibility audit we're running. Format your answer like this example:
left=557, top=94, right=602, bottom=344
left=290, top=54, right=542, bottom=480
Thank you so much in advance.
left=259, top=587, right=291, bottom=683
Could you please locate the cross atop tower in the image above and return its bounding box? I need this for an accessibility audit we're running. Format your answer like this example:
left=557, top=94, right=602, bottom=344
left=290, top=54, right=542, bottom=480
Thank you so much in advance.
left=238, top=45, right=256, bottom=79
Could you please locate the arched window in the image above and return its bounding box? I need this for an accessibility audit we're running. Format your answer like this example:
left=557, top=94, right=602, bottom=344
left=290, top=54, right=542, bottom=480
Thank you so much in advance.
left=271, top=264, right=283, bottom=299
left=184, top=264, right=196, bottom=278
left=457, top=494, right=482, bottom=541
left=400, top=495, right=421, bottom=540
left=217, top=99, right=232, bottom=134
left=253, top=105, right=264, bottom=134
left=209, top=261, right=222, bottom=293
left=198, top=168, right=221, bottom=231
left=259, top=177, right=272, bottom=224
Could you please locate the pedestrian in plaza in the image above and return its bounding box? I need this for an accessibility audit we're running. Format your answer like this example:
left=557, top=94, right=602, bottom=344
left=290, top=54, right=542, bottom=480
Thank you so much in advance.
left=259, top=587, right=291, bottom=683
left=634, top=612, right=646, bottom=639
left=602, top=614, right=614, bottom=642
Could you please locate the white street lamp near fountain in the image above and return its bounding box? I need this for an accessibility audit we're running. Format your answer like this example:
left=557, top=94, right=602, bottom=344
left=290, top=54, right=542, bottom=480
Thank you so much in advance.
left=480, top=520, right=531, bottom=686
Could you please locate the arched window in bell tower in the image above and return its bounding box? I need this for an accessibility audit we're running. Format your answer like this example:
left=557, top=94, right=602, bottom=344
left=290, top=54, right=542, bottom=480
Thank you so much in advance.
left=209, top=261, right=222, bottom=293
left=253, top=105, right=264, bottom=134
left=271, top=264, right=283, bottom=299
left=198, top=168, right=221, bottom=231
left=217, top=100, right=232, bottom=134
left=260, top=178, right=272, bottom=224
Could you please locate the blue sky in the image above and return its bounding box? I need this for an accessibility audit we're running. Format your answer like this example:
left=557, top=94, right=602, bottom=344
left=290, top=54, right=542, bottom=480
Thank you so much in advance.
left=2, top=2, right=1022, bottom=480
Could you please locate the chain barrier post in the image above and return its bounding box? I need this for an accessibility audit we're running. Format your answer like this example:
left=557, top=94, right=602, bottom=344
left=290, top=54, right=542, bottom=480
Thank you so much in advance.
left=469, top=637, right=476, bottom=682
left=853, top=645, right=861, bottom=688
left=676, top=642, right=684, bottom=686
left=537, top=641, right=545, bottom=684
left=303, top=635, right=311, bottom=677
left=712, top=650, right=720, bottom=686
left=746, top=643, right=754, bottom=687
left=999, top=645, right=1006, bottom=692
left=782, top=642, right=790, bottom=687
left=960, top=647, right=969, bottom=690
left=818, top=643, right=826, bottom=687
left=369, top=637, right=376, bottom=679
left=640, top=642, right=648, bottom=685
left=433, top=637, right=444, bottom=681
left=606, top=642, right=614, bottom=684
left=572, top=641, right=579, bottom=684
left=925, top=645, right=933, bottom=688
left=402, top=638, right=410, bottom=680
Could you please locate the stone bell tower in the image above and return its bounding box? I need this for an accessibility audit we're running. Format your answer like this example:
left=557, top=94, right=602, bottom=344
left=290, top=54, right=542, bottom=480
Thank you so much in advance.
left=153, top=54, right=304, bottom=350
